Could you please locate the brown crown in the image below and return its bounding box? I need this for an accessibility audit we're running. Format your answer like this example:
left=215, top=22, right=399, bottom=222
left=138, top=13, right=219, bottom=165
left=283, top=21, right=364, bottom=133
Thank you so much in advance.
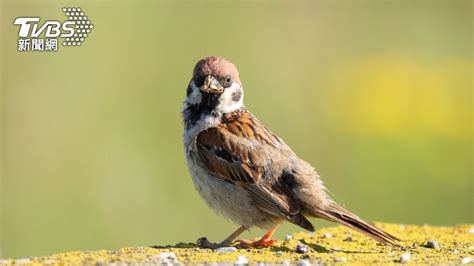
left=193, top=56, right=241, bottom=84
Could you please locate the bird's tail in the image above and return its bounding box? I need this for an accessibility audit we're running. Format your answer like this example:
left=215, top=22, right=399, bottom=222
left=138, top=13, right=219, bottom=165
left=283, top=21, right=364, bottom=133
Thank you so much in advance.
left=314, top=202, right=400, bottom=246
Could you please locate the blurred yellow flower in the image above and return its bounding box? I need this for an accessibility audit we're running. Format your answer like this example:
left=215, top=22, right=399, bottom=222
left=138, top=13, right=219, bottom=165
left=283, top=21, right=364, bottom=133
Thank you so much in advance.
left=328, top=57, right=471, bottom=139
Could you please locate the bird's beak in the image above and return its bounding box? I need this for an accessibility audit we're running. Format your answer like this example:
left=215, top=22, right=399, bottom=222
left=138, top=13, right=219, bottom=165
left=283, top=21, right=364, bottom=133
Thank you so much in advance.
left=200, top=75, right=224, bottom=94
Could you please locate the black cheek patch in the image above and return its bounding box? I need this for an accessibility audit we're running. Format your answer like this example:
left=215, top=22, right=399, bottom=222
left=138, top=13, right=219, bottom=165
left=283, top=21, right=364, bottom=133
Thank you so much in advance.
left=231, top=90, right=242, bottom=102
left=186, top=84, right=193, bottom=97
left=194, top=76, right=205, bottom=87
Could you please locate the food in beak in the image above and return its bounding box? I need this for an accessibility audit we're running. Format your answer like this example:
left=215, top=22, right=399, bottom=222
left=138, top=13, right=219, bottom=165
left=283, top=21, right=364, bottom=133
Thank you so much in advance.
left=200, top=75, right=224, bottom=94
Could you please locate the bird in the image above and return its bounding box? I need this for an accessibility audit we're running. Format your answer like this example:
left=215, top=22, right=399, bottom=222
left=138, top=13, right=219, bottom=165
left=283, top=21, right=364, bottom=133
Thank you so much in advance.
left=182, top=56, right=400, bottom=249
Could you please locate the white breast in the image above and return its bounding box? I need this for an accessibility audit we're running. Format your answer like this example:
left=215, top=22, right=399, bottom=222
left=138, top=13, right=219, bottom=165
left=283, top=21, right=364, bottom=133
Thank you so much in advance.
left=183, top=124, right=279, bottom=230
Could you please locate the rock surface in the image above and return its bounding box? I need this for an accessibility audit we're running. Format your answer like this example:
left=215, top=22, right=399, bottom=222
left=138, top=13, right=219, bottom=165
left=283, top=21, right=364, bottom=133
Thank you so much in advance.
left=1, top=223, right=473, bottom=265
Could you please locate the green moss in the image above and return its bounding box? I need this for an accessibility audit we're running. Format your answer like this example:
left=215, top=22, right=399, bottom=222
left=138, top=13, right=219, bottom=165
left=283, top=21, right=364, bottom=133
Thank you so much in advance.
left=3, top=223, right=473, bottom=264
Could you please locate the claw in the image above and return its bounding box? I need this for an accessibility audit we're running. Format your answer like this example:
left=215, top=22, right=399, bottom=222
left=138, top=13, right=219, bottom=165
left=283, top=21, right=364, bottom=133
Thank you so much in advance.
left=197, top=237, right=217, bottom=249
left=197, top=237, right=230, bottom=249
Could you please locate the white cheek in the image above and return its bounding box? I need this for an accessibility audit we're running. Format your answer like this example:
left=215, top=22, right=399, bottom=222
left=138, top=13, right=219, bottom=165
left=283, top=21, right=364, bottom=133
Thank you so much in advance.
left=216, top=82, right=244, bottom=113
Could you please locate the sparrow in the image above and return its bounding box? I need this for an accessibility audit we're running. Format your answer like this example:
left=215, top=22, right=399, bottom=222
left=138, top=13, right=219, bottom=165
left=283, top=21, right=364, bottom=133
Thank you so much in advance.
left=182, top=56, right=400, bottom=248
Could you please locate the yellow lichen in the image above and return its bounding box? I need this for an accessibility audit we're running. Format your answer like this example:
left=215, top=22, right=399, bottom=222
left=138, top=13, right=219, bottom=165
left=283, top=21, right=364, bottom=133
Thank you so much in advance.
left=2, top=223, right=473, bottom=265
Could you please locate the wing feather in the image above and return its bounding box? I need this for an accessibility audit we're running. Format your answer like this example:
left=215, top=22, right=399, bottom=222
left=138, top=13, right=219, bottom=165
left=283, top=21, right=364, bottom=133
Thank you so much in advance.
left=196, top=110, right=303, bottom=222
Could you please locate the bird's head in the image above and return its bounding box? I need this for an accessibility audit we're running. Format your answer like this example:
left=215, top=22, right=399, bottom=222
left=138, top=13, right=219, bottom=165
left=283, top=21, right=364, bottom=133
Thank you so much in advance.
left=183, top=56, right=244, bottom=117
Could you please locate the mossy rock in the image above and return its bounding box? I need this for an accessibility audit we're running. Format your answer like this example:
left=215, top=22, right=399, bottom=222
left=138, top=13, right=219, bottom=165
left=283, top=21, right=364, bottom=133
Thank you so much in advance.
left=2, top=223, right=473, bottom=265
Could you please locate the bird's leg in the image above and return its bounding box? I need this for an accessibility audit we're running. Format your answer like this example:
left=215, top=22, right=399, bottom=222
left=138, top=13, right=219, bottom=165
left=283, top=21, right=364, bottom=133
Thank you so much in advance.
left=197, top=226, right=247, bottom=249
left=235, top=226, right=279, bottom=248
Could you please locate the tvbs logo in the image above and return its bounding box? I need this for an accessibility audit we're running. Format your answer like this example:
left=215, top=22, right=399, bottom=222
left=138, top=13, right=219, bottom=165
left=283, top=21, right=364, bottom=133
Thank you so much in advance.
left=13, top=7, right=94, bottom=52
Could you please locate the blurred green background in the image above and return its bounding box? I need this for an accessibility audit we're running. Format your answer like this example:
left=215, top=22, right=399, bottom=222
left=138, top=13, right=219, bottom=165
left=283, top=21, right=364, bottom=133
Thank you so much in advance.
left=0, top=0, right=472, bottom=259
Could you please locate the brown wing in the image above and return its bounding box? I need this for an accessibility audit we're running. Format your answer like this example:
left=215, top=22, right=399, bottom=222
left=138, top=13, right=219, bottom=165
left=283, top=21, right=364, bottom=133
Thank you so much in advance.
left=196, top=110, right=314, bottom=230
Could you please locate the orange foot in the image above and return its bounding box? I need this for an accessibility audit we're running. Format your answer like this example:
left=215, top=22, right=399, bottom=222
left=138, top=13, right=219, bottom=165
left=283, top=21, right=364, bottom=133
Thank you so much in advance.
left=235, top=237, right=278, bottom=248
left=234, top=226, right=279, bottom=248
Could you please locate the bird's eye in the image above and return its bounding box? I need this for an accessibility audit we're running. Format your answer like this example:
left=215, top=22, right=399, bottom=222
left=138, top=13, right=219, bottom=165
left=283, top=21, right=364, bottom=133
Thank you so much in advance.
left=223, top=75, right=233, bottom=87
